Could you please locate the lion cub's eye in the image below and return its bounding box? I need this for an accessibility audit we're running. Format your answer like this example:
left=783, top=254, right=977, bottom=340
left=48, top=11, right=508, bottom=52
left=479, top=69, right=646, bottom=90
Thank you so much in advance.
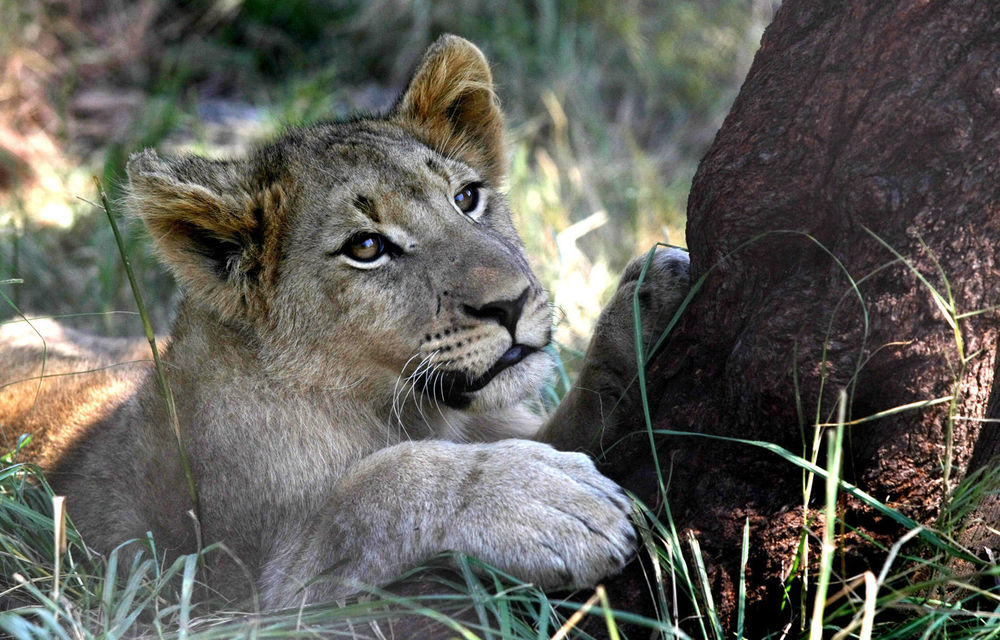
left=454, top=182, right=483, bottom=216
left=344, top=233, right=387, bottom=262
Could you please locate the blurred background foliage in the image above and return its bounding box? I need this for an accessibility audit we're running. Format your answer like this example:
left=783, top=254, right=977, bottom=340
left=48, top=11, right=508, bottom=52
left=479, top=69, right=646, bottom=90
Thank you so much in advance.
left=0, top=0, right=778, bottom=349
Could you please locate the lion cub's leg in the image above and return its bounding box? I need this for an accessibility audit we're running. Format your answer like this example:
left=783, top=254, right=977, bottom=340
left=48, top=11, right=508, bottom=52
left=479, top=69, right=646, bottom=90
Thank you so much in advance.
left=259, top=439, right=635, bottom=608
left=540, top=246, right=691, bottom=453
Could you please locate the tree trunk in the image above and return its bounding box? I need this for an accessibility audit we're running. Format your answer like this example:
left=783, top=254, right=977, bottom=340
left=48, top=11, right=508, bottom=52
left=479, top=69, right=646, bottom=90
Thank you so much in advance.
left=599, top=0, right=1000, bottom=632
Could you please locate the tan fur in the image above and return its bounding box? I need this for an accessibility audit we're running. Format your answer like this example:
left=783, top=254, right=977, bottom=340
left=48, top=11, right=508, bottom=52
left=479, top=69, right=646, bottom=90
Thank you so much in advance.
left=0, top=319, right=155, bottom=470
left=0, top=36, right=690, bottom=611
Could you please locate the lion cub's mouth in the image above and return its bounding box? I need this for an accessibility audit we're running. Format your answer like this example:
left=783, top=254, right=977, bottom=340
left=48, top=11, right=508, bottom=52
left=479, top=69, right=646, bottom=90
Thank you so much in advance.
left=420, top=344, right=538, bottom=409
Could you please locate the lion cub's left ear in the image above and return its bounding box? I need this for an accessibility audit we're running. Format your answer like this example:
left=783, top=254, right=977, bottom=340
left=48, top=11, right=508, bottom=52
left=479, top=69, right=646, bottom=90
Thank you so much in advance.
left=392, top=35, right=505, bottom=185
left=125, top=149, right=288, bottom=321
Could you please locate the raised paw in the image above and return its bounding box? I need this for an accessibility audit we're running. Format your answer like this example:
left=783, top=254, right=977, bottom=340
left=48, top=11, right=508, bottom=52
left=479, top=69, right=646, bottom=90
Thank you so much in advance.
left=538, top=246, right=690, bottom=451
left=448, top=439, right=636, bottom=589
left=582, top=245, right=690, bottom=374
left=610, top=245, right=691, bottom=347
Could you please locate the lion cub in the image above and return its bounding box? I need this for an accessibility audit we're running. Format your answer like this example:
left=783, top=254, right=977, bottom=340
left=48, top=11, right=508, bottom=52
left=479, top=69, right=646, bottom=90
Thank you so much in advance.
left=0, top=35, right=689, bottom=607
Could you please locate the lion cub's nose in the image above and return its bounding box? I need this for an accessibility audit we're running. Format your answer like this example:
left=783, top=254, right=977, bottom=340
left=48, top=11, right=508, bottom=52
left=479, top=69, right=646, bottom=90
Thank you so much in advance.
left=462, top=287, right=530, bottom=339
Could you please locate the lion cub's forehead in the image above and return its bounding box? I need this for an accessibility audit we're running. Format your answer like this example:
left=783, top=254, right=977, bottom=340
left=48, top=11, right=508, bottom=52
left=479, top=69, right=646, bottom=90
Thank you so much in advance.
left=281, top=123, right=475, bottom=201
left=264, top=121, right=488, bottom=242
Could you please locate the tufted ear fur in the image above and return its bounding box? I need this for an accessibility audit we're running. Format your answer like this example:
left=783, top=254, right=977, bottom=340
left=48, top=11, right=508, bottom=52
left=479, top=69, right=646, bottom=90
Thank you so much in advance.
left=126, top=149, right=290, bottom=321
left=392, top=35, right=505, bottom=185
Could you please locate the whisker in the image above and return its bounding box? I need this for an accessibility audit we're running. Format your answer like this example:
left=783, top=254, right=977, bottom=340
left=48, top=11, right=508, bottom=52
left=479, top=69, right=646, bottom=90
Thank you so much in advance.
left=407, top=350, right=441, bottom=438
left=390, top=352, right=424, bottom=444
left=430, top=367, right=463, bottom=442
left=413, top=358, right=444, bottom=437
left=394, top=350, right=438, bottom=443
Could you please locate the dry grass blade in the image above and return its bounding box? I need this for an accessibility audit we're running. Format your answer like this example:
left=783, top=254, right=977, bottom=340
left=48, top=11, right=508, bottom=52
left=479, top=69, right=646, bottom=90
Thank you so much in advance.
left=550, top=589, right=600, bottom=640
left=49, top=495, right=65, bottom=604
left=860, top=571, right=877, bottom=640
left=595, top=585, right=621, bottom=640
left=92, top=176, right=201, bottom=525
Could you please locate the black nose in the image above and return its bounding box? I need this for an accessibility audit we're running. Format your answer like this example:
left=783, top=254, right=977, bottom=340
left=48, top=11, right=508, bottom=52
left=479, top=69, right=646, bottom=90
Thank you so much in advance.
left=463, top=287, right=530, bottom=339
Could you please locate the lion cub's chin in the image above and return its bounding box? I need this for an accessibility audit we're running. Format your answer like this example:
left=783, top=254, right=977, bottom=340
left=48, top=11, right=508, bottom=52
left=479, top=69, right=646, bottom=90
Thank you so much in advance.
left=462, top=349, right=554, bottom=413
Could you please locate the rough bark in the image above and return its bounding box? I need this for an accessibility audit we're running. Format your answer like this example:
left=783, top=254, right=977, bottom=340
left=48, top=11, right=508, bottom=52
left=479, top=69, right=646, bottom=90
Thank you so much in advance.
left=598, top=0, right=1000, bottom=633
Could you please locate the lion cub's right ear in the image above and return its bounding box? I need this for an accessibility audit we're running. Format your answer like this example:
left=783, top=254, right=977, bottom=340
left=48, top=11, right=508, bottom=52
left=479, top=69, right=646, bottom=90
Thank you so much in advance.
left=393, top=35, right=505, bottom=185
left=126, top=149, right=288, bottom=320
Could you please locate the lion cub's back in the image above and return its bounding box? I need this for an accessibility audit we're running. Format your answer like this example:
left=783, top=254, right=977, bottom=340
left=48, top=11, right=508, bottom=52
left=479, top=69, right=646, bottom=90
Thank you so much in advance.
left=0, top=319, right=154, bottom=470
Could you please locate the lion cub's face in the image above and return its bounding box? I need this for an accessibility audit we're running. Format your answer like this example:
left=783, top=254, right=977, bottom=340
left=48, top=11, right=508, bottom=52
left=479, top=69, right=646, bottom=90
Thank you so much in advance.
left=276, top=128, right=552, bottom=412
left=126, top=37, right=553, bottom=419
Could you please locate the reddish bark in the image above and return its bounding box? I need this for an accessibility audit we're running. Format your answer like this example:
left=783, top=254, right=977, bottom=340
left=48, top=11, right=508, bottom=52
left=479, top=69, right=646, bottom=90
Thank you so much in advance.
left=599, top=0, right=1000, bottom=632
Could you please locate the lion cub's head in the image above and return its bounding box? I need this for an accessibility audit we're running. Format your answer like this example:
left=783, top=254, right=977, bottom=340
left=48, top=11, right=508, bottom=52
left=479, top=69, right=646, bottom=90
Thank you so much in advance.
left=126, top=35, right=553, bottom=419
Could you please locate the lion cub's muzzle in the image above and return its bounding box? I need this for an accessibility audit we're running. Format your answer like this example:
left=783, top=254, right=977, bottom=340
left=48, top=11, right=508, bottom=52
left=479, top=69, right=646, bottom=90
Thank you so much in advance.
left=427, top=343, right=539, bottom=408
left=414, top=284, right=550, bottom=409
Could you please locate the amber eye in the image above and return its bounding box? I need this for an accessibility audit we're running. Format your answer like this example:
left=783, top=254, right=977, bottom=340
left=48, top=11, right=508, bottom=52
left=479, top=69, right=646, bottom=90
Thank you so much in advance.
left=344, top=233, right=386, bottom=262
left=454, top=183, right=481, bottom=215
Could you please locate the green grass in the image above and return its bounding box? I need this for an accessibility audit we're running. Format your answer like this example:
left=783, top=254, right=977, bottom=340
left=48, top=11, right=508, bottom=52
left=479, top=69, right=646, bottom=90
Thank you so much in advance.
left=0, top=456, right=667, bottom=639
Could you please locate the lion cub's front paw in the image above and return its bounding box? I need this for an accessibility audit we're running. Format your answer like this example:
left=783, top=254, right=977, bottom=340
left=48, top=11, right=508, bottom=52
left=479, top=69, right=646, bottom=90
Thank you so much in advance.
left=613, top=245, right=690, bottom=346
left=584, top=246, right=690, bottom=371
left=453, top=440, right=635, bottom=589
